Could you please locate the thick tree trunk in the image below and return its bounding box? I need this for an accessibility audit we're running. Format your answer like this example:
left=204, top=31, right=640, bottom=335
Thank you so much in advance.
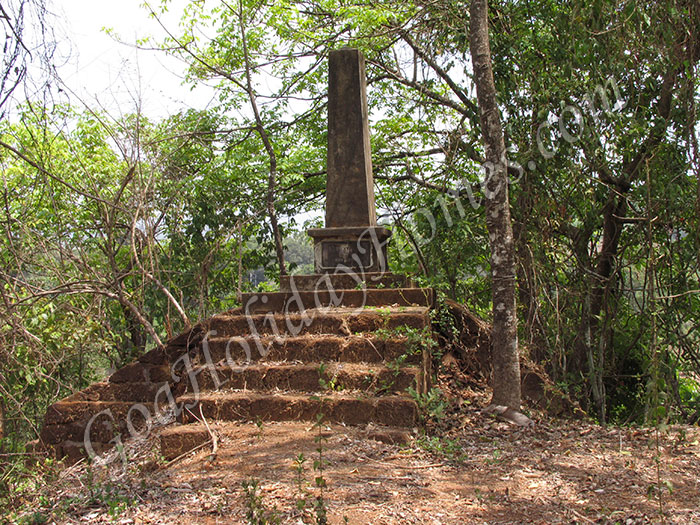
left=469, top=0, right=521, bottom=409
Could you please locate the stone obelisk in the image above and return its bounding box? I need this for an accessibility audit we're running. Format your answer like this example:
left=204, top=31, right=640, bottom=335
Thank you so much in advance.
left=307, top=48, right=391, bottom=274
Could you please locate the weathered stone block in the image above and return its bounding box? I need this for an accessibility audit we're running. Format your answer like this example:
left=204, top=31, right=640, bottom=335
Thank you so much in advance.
left=160, top=424, right=210, bottom=460
left=109, top=363, right=170, bottom=383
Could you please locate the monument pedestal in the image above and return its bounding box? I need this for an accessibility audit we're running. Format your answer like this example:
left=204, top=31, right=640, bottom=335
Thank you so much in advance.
left=307, top=226, right=391, bottom=274
left=279, top=271, right=409, bottom=293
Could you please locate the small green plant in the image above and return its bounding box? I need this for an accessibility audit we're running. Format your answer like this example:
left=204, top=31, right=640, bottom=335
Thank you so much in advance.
left=318, top=363, right=343, bottom=392
left=375, top=325, right=437, bottom=357
left=386, top=354, right=409, bottom=374
left=255, top=416, right=264, bottom=439
left=414, top=435, right=466, bottom=462
left=430, top=301, right=458, bottom=338
left=313, top=493, right=328, bottom=524
left=408, top=386, right=447, bottom=422
left=81, top=460, right=134, bottom=519
left=1, top=455, right=67, bottom=523
left=371, top=354, right=410, bottom=395
left=373, top=324, right=438, bottom=396
left=155, top=451, right=167, bottom=466
left=104, top=490, right=133, bottom=519
left=292, top=453, right=308, bottom=511
left=376, top=307, right=392, bottom=328
left=18, top=511, right=49, bottom=524
left=646, top=479, right=673, bottom=504
left=84, top=479, right=134, bottom=518
left=485, top=449, right=502, bottom=465
left=242, top=479, right=281, bottom=525
left=312, top=410, right=328, bottom=525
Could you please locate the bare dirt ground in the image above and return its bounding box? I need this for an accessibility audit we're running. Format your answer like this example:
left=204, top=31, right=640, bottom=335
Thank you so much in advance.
left=9, top=387, right=700, bottom=525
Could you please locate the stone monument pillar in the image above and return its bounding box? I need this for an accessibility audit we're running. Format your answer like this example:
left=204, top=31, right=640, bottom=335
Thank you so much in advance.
left=307, top=48, right=391, bottom=274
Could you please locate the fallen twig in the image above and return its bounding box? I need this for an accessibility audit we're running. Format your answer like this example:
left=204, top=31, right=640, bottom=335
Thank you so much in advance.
left=163, top=440, right=213, bottom=468
left=199, top=404, right=219, bottom=462
left=358, top=454, right=444, bottom=469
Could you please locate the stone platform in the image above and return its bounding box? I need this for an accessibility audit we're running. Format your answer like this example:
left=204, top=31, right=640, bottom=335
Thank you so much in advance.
left=241, top=286, right=433, bottom=314
left=35, top=298, right=435, bottom=463
left=279, top=271, right=411, bottom=292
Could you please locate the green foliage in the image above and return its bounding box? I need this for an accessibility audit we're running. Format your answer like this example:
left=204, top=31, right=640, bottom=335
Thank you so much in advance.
left=2, top=456, right=136, bottom=523
left=292, top=453, right=308, bottom=511
left=413, top=435, right=466, bottom=463
left=312, top=412, right=328, bottom=525
left=287, top=418, right=335, bottom=525
left=375, top=325, right=437, bottom=357
left=408, top=386, right=447, bottom=423
left=242, top=479, right=281, bottom=525
left=317, top=363, right=342, bottom=392
left=285, top=230, right=314, bottom=275
left=678, top=375, right=700, bottom=410
left=0, top=100, right=299, bottom=453
left=1, top=457, right=55, bottom=517
left=86, top=482, right=134, bottom=518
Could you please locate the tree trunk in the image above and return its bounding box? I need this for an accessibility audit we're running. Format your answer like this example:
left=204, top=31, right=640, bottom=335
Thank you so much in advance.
left=198, top=258, right=211, bottom=320
left=122, top=302, right=146, bottom=361
left=469, top=0, right=521, bottom=409
left=513, top=174, right=547, bottom=363
left=588, top=193, right=626, bottom=422
left=0, top=397, right=4, bottom=450
left=239, top=1, right=287, bottom=276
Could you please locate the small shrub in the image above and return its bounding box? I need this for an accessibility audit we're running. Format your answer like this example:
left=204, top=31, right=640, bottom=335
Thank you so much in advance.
left=408, top=386, right=447, bottom=422
left=242, top=479, right=280, bottom=525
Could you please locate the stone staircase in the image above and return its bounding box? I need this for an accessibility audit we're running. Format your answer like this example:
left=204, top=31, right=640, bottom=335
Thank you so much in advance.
left=37, top=277, right=435, bottom=463
left=161, top=279, right=434, bottom=459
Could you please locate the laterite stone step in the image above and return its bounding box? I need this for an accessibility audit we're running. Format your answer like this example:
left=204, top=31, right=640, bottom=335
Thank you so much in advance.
left=36, top=284, right=435, bottom=463
left=206, top=306, right=430, bottom=337
left=160, top=424, right=212, bottom=460
left=199, top=335, right=421, bottom=365
left=241, top=288, right=434, bottom=314
left=59, top=381, right=167, bottom=403
left=45, top=400, right=139, bottom=426
left=42, top=401, right=147, bottom=446
left=183, top=362, right=419, bottom=393
left=176, top=391, right=418, bottom=427
left=159, top=421, right=414, bottom=461
left=279, top=272, right=411, bottom=292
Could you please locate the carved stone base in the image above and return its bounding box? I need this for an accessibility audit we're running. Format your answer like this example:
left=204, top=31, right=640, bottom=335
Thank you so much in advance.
left=307, top=226, right=391, bottom=274
left=280, top=272, right=410, bottom=293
